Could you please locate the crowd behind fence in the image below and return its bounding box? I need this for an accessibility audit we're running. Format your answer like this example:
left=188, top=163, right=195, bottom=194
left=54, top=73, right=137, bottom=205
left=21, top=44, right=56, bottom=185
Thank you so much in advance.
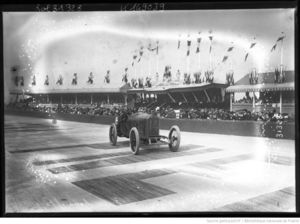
left=6, top=101, right=293, bottom=123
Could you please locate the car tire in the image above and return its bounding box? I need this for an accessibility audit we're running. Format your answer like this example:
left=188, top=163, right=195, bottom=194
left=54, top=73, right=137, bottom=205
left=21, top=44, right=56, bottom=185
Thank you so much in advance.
left=109, top=123, right=117, bottom=146
left=129, top=127, right=140, bottom=155
left=168, top=125, right=181, bottom=152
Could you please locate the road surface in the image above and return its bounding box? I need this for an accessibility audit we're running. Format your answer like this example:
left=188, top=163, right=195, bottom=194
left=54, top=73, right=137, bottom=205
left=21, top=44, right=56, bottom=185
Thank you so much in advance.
left=4, top=115, right=295, bottom=213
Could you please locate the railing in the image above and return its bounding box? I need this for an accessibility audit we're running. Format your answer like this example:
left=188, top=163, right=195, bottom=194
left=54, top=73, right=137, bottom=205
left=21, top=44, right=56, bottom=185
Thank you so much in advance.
left=232, top=103, right=295, bottom=116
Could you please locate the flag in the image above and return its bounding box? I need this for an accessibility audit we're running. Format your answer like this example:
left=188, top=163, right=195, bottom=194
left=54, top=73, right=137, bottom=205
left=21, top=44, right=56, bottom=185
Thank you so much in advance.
left=208, top=30, right=213, bottom=44
left=187, top=40, right=191, bottom=56
left=138, top=48, right=143, bottom=63
left=139, top=47, right=144, bottom=56
left=250, top=43, right=256, bottom=48
left=244, top=53, right=249, bottom=62
left=196, top=37, right=201, bottom=53
left=177, top=34, right=182, bottom=49
left=271, top=44, right=277, bottom=52
left=227, top=46, right=234, bottom=52
left=147, top=43, right=154, bottom=51
left=276, top=36, right=285, bottom=42
left=132, top=55, right=137, bottom=67
left=222, top=56, right=228, bottom=63
left=208, top=34, right=213, bottom=53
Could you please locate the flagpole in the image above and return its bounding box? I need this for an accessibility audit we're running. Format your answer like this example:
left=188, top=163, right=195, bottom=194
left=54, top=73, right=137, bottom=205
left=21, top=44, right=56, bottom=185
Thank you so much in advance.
left=140, top=61, right=143, bottom=80
left=198, top=50, right=201, bottom=71
left=148, top=55, right=151, bottom=78
left=209, top=39, right=212, bottom=71
left=156, top=41, right=159, bottom=82
left=209, top=50, right=212, bottom=71
left=134, top=64, right=136, bottom=80
left=156, top=54, right=158, bottom=81
left=186, top=37, right=188, bottom=76
left=187, top=56, right=190, bottom=75
left=187, top=35, right=190, bottom=76
left=280, top=39, right=283, bottom=66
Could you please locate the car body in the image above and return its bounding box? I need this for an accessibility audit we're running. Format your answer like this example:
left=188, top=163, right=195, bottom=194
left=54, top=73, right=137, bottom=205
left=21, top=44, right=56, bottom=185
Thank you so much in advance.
left=116, top=112, right=159, bottom=139
left=109, top=112, right=181, bottom=155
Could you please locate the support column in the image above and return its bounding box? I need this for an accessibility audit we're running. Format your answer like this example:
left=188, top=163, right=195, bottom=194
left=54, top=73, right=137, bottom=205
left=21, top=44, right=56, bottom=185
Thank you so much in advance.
left=181, top=93, right=188, bottom=103
left=167, top=93, right=176, bottom=103
left=124, top=94, right=128, bottom=106
left=75, top=94, right=78, bottom=104
left=192, top=92, right=199, bottom=103
left=252, top=92, right=255, bottom=112
left=220, top=88, right=225, bottom=102
left=47, top=95, right=49, bottom=103
left=230, top=93, right=233, bottom=112
left=203, top=90, right=211, bottom=102
left=60, top=95, right=63, bottom=104
left=279, top=91, right=282, bottom=113
left=90, top=94, right=93, bottom=105
left=107, top=95, right=110, bottom=104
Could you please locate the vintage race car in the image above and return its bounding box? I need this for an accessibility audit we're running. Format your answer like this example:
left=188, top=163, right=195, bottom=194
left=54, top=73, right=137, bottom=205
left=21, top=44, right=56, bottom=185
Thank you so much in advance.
left=109, top=112, right=181, bottom=155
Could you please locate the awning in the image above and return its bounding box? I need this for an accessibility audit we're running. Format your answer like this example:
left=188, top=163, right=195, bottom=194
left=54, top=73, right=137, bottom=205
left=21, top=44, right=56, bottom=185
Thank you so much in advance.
left=226, top=82, right=294, bottom=93
left=11, top=87, right=128, bottom=95
left=128, top=82, right=227, bottom=94
left=9, top=83, right=132, bottom=95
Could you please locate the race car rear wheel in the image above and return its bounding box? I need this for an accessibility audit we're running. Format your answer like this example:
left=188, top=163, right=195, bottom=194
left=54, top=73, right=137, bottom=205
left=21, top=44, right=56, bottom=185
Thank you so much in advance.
left=168, top=125, right=181, bottom=152
left=109, top=123, right=117, bottom=146
left=129, top=127, right=140, bottom=155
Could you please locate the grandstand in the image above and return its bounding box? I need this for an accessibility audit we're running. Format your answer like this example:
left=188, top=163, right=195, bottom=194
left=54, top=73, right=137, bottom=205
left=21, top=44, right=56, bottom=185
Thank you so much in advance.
left=9, top=69, right=295, bottom=121
left=226, top=70, right=295, bottom=117
left=9, top=78, right=229, bottom=111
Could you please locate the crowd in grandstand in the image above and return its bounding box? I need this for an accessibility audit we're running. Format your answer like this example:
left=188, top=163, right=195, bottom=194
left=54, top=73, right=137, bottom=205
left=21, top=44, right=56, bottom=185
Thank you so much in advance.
left=6, top=100, right=292, bottom=122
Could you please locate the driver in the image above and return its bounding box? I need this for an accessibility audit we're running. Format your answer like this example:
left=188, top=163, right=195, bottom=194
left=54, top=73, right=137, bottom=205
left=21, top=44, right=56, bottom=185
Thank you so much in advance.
left=117, top=110, right=130, bottom=136
left=120, top=111, right=129, bottom=122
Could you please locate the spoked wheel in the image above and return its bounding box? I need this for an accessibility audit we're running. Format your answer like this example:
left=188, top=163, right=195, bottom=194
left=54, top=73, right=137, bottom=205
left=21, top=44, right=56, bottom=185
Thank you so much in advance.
left=168, top=125, right=181, bottom=152
left=109, top=123, right=117, bottom=146
left=129, top=127, right=140, bottom=155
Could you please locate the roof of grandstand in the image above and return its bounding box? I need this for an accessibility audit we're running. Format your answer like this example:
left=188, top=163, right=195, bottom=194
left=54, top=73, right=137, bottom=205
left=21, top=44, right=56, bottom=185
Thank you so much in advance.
left=128, top=82, right=228, bottom=94
left=226, top=70, right=295, bottom=92
left=10, top=83, right=131, bottom=95
left=10, top=82, right=228, bottom=95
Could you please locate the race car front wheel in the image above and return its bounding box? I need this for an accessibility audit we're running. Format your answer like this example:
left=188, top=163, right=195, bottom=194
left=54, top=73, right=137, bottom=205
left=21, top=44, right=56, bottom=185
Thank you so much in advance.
left=129, top=127, right=140, bottom=155
left=168, top=125, right=181, bottom=152
left=109, top=123, right=117, bottom=146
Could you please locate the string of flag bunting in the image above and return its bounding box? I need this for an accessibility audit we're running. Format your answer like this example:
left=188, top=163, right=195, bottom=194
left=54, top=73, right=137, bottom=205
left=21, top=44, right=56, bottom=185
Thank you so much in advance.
left=13, top=30, right=287, bottom=88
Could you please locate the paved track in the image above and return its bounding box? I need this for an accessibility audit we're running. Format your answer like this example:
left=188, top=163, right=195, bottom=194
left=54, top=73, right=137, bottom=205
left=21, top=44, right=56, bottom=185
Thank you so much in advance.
left=4, top=115, right=296, bottom=213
